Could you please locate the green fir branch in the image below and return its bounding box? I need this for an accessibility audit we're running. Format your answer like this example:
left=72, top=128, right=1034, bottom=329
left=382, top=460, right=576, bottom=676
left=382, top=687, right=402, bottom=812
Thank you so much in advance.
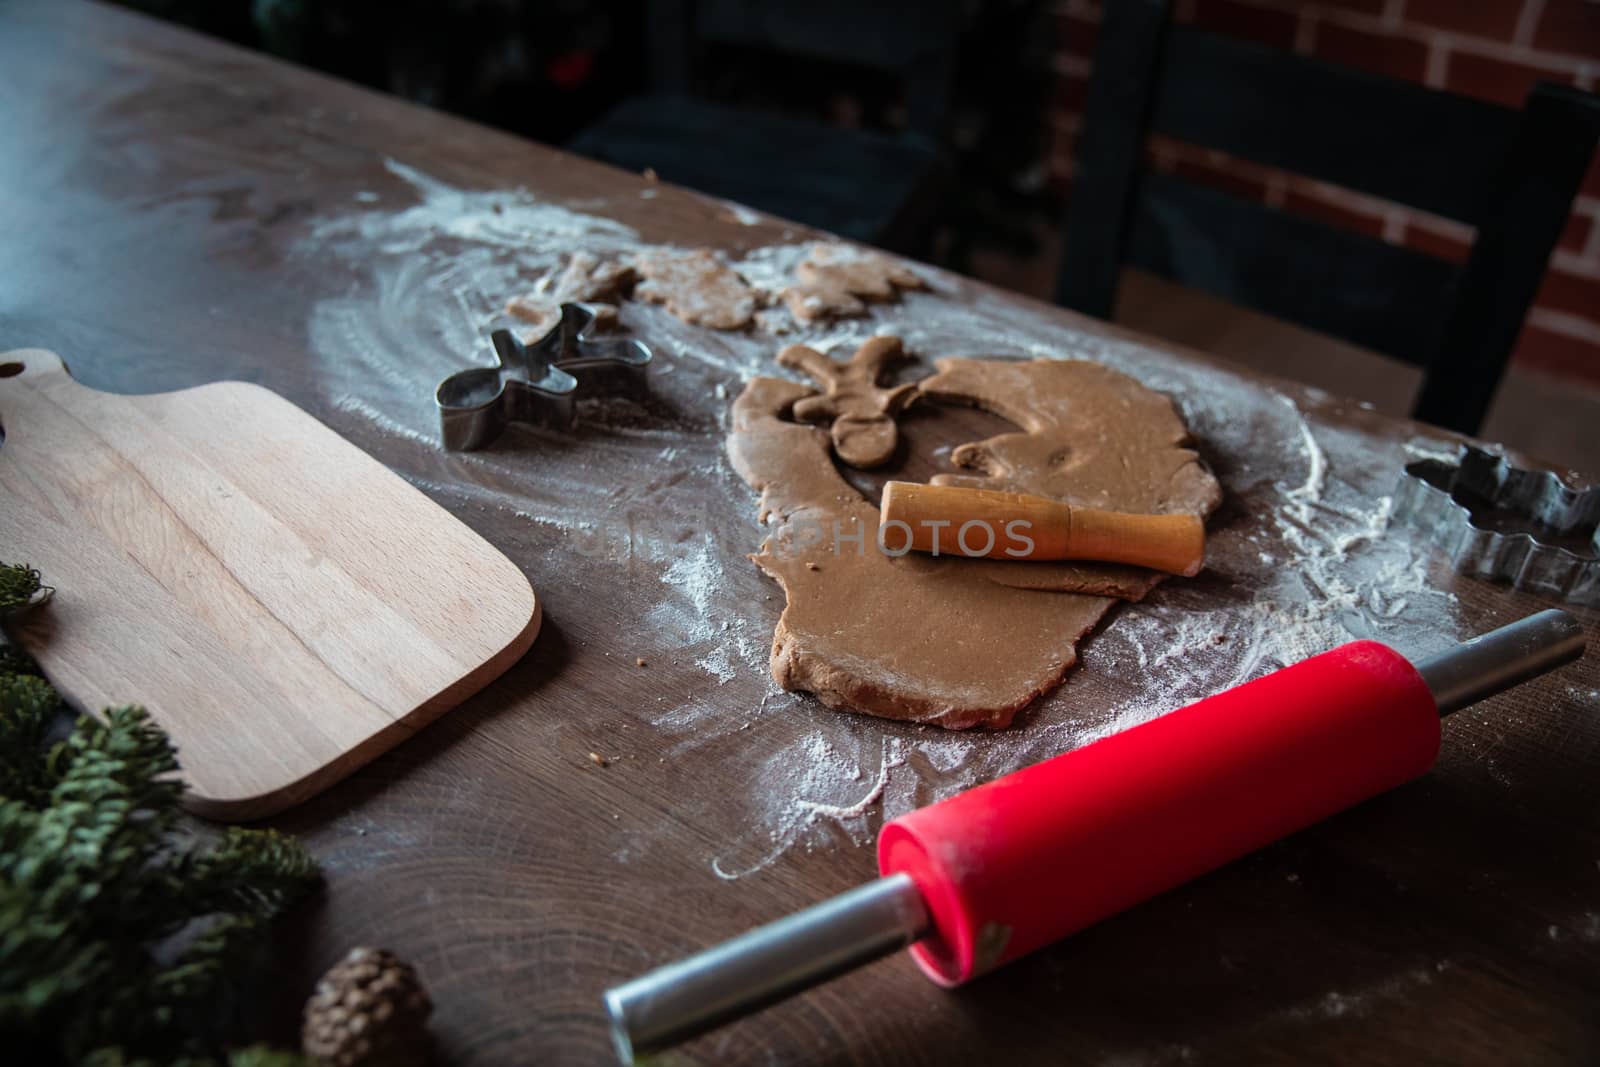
left=0, top=562, right=52, bottom=615
left=0, top=562, right=320, bottom=1066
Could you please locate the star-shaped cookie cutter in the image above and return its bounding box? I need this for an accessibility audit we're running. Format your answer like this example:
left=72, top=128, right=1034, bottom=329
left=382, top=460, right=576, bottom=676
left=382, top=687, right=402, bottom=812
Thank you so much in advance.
left=436, top=303, right=652, bottom=450
left=1393, top=445, right=1599, bottom=606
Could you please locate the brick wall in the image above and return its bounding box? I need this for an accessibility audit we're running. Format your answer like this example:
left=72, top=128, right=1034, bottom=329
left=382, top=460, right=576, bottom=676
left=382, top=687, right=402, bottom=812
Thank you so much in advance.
left=1050, top=0, right=1600, bottom=383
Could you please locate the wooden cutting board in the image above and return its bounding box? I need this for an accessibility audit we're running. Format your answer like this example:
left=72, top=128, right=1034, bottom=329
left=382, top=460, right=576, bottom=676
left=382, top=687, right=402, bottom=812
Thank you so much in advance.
left=0, top=349, right=540, bottom=820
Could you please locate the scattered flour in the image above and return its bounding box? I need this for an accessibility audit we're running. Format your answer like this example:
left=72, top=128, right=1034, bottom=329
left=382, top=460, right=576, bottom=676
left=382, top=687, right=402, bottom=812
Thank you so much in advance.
left=1279, top=964, right=1442, bottom=1025
left=315, top=158, right=641, bottom=255
left=712, top=735, right=906, bottom=881
left=730, top=242, right=812, bottom=296
left=646, top=545, right=767, bottom=686
left=720, top=201, right=764, bottom=226
left=296, top=160, right=1470, bottom=883
left=796, top=739, right=905, bottom=820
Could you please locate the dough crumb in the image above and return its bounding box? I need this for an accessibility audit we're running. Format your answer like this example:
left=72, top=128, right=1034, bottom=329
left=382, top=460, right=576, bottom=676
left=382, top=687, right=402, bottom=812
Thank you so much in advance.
left=588, top=752, right=609, bottom=767
left=635, top=657, right=648, bottom=667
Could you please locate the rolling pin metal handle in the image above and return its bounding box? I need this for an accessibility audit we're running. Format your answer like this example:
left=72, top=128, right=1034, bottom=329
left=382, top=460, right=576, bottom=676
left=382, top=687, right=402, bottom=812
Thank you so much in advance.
left=603, top=610, right=1585, bottom=1064
left=1414, top=608, right=1586, bottom=715
left=604, top=873, right=929, bottom=1063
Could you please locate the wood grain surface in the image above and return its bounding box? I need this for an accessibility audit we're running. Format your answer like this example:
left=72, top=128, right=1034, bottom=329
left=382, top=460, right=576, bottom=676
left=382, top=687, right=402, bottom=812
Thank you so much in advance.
left=0, top=348, right=540, bottom=818
left=1, top=3, right=1596, bottom=1064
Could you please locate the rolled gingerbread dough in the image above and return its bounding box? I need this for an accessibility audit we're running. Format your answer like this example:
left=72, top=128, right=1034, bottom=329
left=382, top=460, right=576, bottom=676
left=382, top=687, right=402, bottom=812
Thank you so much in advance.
left=726, top=354, right=1221, bottom=729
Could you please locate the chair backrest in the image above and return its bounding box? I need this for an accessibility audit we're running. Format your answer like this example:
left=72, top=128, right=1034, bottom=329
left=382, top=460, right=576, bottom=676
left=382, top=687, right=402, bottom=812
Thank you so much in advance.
left=1054, top=0, right=1600, bottom=434
left=646, top=0, right=959, bottom=140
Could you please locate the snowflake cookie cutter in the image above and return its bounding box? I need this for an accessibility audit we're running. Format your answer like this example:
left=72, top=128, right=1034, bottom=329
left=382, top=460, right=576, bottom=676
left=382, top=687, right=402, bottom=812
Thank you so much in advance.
left=436, top=303, right=652, bottom=450
left=1393, top=445, right=1599, bottom=606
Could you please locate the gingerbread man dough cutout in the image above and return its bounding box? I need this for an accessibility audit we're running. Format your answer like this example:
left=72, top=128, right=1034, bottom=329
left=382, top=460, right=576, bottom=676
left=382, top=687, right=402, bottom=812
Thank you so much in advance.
left=778, top=336, right=917, bottom=468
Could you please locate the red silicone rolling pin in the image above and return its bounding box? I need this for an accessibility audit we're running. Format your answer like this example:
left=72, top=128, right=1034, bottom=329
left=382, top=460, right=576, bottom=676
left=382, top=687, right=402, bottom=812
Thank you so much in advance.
left=604, top=610, right=1586, bottom=1062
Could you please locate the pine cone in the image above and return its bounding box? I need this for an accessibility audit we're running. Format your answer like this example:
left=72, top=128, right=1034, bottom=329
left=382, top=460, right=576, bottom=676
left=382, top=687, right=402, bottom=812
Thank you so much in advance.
left=302, top=947, right=433, bottom=1067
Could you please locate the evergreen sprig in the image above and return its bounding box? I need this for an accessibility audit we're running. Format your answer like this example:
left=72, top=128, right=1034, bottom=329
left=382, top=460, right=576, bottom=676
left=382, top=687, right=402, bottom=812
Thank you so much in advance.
left=0, top=563, right=319, bottom=1066
left=0, top=562, right=52, bottom=615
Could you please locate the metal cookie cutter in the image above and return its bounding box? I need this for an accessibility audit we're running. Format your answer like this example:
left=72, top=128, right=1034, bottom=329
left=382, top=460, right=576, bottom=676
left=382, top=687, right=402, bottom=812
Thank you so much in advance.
left=1393, top=445, right=1599, bottom=606
left=436, top=303, right=652, bottom=450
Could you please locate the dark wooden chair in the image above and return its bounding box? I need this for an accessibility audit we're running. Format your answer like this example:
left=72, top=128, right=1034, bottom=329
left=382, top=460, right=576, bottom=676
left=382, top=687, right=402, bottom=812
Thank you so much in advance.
left=1054, top=0, right=1600, bottom=435
left=568, top=0, right=958, bottom=254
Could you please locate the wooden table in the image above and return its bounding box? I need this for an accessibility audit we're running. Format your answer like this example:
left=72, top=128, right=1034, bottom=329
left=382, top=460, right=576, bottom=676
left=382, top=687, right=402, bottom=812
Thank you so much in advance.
left=4, top=3, right=1597, bottom=1063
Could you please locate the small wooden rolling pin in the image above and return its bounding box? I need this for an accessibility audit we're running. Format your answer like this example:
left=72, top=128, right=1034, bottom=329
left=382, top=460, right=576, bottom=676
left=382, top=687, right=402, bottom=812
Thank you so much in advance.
left=880, top=481, right=1206, bottom=576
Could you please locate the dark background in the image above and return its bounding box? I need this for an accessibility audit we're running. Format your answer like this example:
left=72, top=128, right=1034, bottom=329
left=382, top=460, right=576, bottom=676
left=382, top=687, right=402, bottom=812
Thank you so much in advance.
left=108, top=0, right=1061, bottom=273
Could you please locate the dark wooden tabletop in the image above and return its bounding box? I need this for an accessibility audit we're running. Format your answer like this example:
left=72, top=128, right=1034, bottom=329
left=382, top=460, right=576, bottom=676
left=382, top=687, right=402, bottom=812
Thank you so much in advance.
left=4, top=2, right=1597, bottom=1064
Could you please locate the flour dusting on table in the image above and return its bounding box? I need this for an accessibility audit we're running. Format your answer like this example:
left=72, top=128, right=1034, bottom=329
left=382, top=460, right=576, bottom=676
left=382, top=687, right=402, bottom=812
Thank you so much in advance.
left=297, top=161, right=1467, bottom=883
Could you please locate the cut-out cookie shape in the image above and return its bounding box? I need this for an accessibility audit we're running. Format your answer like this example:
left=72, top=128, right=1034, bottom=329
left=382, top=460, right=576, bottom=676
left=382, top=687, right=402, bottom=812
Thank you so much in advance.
left=436, top=303, right=652, bottom=450
left=778, top=336, right=917, bottom=469
left=1394, top=445, right=1600, bottom=605
left=780, top=243, right=927, bottom=324
left=507, top=252, right=635, bottom=333
left=631, top=248, right=757, bottom=330
left=727, top=351, right=1221, bottom=729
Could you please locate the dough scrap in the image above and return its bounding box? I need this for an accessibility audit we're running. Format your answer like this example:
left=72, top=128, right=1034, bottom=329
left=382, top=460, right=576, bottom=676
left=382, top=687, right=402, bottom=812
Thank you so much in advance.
left=506, top=252, right=635, bottom=333
left=779, top=243, right=926, bottom=324
left=778, top=336, right=918, bottom=469
left=505, top=242, right=928, bottom=336
left=727, top=353, right=1221, bottom=729
left=920, top=358, right=1224, bottom=516
left=631, top=248, right=757, bottom=330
